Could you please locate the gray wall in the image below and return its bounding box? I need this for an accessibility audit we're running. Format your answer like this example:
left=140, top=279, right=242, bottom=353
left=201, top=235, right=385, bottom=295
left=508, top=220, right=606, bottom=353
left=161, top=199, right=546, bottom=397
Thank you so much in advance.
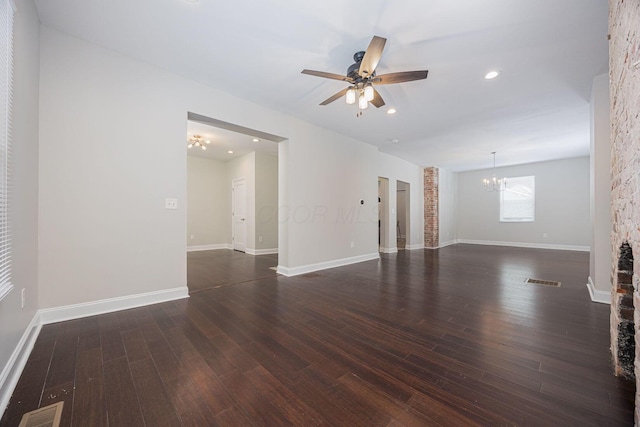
left=186, top=156, right=229, bottom=247
left=438, top=168, right=457, bottom=246
left=456, top=157, right=590, bottom=249
left=255, top=152, right=278, bottom=251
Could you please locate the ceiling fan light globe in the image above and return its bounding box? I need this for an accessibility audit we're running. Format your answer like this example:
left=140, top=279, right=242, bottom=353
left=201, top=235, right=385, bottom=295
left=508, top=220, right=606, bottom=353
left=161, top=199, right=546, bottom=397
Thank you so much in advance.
left=358, top=94, right=368, bottom=110
left=364, top=84, right=374, bottom=102
left=346, top=87, right=356, bottom=104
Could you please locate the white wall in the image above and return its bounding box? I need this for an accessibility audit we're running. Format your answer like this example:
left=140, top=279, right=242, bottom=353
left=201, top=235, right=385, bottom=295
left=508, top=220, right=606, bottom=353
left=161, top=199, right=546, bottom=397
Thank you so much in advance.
left=438, top=168, right=457, bottom=247
left=0, top=0, right=40, bottom=412
left=378, top=153, right=425, bottom=250
left=255, top=152, right=278, bottom=251
left=589, top=73, right=612, bottom=295
left=187, top=156, right=229, bottom=247
left=279, top=123, right=380, bottom=273
left=456, top=157, right=590, bottom=249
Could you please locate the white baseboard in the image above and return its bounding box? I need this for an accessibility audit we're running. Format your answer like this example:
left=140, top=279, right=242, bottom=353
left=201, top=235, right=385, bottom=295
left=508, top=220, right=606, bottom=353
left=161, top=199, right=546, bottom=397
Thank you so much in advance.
left=456, top=239, right=590, bottom=252
left=587, top=277, right=611, bottom=304
left=438, top=240, right=457, bottom=248
left=187, top=244, right=232, bottom=252
left=245, top=248, right=278, bottom=255
left=379, top=247, right=398, bottom=254
left=38, top=286, right=189, bottom=325
left=405, top=244, right=424, bottom=250
left=277, top=252, right=380, bottom=277
left=0, top=312, right=41, bottom=419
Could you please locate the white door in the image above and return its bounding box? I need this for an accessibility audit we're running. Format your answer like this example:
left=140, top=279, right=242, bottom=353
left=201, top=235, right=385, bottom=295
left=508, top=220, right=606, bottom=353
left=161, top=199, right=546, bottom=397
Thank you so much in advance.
left=232, top=179, right=247, bottom=252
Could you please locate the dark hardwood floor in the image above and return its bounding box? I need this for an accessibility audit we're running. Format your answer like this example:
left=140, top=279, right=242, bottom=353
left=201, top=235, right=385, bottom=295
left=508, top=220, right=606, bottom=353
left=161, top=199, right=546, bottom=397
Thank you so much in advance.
left=186, top=250, right=278, bottom=293
left=1, top=245, right=634, bottom=426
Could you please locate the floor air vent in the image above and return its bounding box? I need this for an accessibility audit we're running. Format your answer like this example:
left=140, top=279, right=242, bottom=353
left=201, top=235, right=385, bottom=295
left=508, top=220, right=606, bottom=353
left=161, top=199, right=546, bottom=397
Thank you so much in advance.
left=18, top=402, right=63, bottom=427
left=525, top=278, right=561, bottom=287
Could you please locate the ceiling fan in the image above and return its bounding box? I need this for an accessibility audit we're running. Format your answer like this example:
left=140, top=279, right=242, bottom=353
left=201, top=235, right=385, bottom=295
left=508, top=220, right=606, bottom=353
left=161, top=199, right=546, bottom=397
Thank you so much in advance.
left=301, top=36, right=428, bottom=111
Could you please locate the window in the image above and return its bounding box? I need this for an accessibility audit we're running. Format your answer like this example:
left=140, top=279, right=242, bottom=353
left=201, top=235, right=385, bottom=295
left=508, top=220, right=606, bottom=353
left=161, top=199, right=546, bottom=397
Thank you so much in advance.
left=0, top=0, right=14, bottom=301
left=500, top=176, right=535, bottom=222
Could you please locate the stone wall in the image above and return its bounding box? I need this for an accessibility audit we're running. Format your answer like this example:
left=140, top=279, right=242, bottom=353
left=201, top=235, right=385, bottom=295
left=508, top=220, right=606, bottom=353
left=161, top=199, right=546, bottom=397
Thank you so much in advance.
left=609, top=0, right=640, bottom=423
left=424, top=167, right=439, bottom=248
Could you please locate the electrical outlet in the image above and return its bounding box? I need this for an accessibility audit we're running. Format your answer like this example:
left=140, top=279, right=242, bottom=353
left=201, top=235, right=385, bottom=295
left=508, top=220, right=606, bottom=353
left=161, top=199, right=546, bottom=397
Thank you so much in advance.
left=21, top=288, right=25, bottom=309
left=165, top=198, right=178, bottom=210
left=258, top=236, right=263, bottom=242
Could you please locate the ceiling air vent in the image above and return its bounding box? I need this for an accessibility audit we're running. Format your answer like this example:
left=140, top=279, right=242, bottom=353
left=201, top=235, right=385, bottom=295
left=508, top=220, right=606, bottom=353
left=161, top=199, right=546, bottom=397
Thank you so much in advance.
left=525, top=278, right=561, bottom=287
left=18, top=402, right=63, bottom=427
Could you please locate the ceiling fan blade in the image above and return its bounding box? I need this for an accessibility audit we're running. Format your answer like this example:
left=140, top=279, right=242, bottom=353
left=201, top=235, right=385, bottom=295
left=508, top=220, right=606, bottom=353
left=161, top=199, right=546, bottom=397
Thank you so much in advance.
left=320, top=88, right=349, bottom=105
left=358, top=36, right=387, bottom=77
left=370, top=89, right=385, bottom=108
left=302, top=69, right=353, bottom=83
left=374, top=70, right=429, bottom=85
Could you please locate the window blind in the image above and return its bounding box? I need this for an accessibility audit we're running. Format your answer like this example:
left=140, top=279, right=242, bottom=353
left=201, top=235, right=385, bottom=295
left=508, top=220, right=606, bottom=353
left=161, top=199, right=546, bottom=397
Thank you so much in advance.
left=500, top=175, right=535, bottom=222
left=0, top=0, right=14, bottom=301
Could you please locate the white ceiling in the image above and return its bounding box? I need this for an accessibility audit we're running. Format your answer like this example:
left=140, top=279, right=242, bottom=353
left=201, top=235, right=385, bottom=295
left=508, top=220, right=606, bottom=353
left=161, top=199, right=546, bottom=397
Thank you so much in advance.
left=34, top=0, right=608, bottom=171
left=186, top=121, right=278, bottom=162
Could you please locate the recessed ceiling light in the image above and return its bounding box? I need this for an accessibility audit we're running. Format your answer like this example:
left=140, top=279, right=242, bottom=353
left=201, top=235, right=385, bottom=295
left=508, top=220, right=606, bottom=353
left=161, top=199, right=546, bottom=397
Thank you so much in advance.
left=252, top=138, right=260, bottom=142
left=387, top=108, right=397, bottom=115
left=227, top=150, right=234, bottom=154
left=484, top=70, right=501, bottom=80
left=392, top=139, right=399, bottom=144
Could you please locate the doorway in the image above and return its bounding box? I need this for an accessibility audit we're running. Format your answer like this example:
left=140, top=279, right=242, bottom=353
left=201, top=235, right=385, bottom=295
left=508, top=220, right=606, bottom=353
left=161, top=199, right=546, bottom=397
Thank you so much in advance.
left=378, top=177, right=390, bottom=252
left=185, top=112, right=286, bottom=291
left=396, top=181, right=410, bottom=250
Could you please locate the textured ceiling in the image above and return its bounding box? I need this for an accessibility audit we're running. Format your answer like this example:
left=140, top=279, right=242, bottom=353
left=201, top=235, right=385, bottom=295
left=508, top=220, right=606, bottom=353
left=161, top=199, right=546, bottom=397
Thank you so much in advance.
left=35, top=0, right=608, bottom=171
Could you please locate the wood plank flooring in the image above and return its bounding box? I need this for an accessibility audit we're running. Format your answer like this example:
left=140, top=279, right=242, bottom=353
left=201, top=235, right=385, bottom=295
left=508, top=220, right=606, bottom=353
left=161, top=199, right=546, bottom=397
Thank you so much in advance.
left=1, top=245, right=634, bottom=426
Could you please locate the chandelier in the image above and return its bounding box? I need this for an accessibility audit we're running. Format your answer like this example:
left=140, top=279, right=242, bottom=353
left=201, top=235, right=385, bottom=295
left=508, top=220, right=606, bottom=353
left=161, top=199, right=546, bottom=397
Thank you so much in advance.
left=187, top=134, right=210, bottom=150
left=483, top=152, right=507, bottom=191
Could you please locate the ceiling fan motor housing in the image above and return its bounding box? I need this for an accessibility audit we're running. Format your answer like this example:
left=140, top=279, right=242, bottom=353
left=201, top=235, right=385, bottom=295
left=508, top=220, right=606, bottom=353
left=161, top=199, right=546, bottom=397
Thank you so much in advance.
left=347, top=51, right=373, bottom=82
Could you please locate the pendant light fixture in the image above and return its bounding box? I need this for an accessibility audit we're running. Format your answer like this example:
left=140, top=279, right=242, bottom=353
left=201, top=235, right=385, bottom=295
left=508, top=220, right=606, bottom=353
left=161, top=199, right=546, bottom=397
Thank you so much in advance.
left=483, top=152, right=507, bottom=191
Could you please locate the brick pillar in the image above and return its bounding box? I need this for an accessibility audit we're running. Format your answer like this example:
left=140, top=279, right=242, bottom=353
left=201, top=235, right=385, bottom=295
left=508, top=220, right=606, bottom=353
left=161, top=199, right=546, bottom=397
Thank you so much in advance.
left=424, top=167, right=439, bottom=248
left=609, top=0, right=640, bottom=423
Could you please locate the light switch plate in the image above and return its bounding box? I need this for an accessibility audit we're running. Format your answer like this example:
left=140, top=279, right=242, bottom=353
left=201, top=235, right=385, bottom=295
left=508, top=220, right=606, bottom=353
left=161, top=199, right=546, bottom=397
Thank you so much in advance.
left=165, top=198, right=178, bottom=210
